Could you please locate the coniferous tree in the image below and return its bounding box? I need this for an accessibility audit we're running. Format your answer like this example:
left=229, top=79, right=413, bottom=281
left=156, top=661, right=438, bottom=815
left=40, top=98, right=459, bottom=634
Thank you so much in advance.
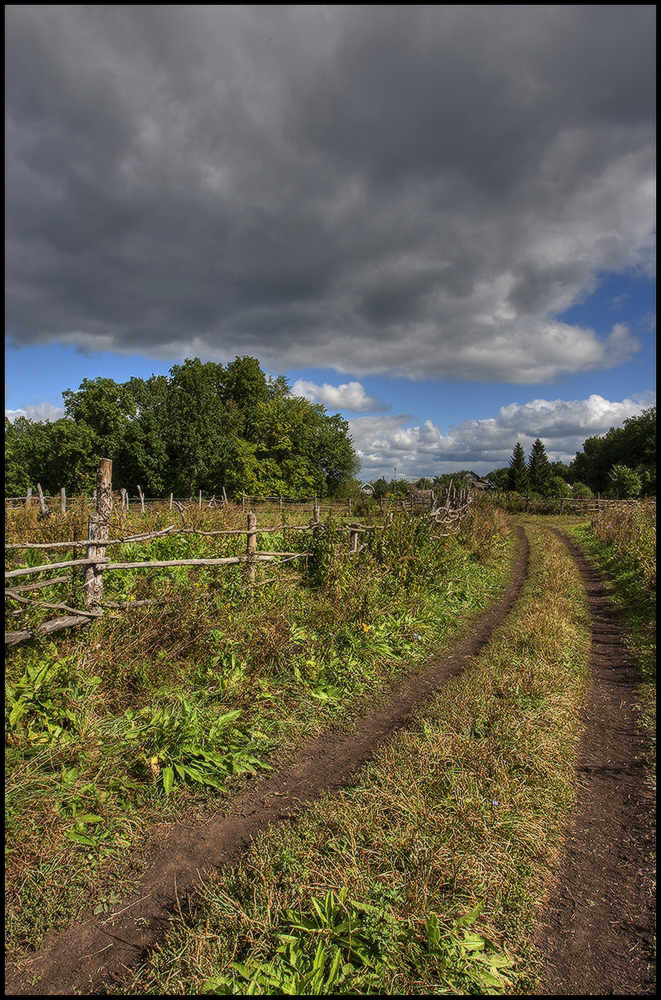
left=528, top=438, right=552, bottom=495
left=507, top=443, right=529, bottom=493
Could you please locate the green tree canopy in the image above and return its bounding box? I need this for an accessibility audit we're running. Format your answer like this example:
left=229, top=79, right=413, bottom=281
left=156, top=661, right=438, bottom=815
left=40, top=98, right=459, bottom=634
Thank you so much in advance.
left=569, top=406, right=655, bottom=495
left=507, top=443, right=529, bottom=493
left=606, top=464, right=642, bottom=499
left=527, top=439, right=552, bottom=496
left=5, top=357, right=360, bottom=498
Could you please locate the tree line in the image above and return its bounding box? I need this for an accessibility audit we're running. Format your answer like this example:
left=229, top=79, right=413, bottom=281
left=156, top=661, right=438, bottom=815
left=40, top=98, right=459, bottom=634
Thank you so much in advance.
left=491, top=406, right=656, bottom=499
left=363, top=406, right=655, bottom=501
left=5, top=357, right=360, bottom=498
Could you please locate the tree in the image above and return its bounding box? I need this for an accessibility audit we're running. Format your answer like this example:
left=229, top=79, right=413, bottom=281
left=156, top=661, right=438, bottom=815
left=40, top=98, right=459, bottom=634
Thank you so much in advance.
left=569, top=406, right=656, bottom=494
left=606, top=465, right=641, bottom=499
left=548, top=475, right=572, bottom=498
left=6, top=356, right=360, bottom=499
left=572, top=482, right=593, bottom=498
left=485, top=467, right=510, bottom=489
left=527, top=439, right=552, bottom=495
left=507, top=443, right=529, bottom=493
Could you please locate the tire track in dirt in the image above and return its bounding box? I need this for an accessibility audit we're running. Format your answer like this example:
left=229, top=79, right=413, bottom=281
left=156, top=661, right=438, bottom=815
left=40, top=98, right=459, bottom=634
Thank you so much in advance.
left=6, top=528, right=529, bottom=996
left=537, top=529, right=655, bottom=996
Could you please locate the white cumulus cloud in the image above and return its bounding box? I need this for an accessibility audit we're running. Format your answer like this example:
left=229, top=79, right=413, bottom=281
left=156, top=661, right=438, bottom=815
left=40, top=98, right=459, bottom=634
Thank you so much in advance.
left=5, top=401, right=65, bottom=422
left=291, top=379, right=387, bottom=413
left=349, top=392, right=655, bottom=479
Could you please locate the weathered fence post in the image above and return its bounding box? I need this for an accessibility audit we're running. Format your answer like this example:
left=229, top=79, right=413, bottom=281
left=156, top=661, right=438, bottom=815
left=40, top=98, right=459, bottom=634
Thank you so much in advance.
left=198, top=490, right=202, bottom=509
left=36, top=483, right=48, bottom=517
left=84, top=458, right=112, bottom=608
left=169, top=493, right=173, bottom=510
left=137, top=484, right=145, bottom=514
left=246, top=511, right=257, bottom=587
left=60, top=487, right=66, bottom=515
left=350, top=522, right=360, bottom=553
left=242, top=492, right=247, bottom=512
left=25, top=486, right=32, bottom=508
left=222, top=487, right=228, bottom=506
left=120, top=488, right=127, bottom=511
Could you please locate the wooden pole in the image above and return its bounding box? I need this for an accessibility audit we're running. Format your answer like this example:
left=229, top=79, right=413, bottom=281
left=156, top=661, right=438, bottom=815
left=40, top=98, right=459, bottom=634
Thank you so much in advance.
left=137, top=484, right=145, bottom=514
left=25, top=486, right=32, bottom=508
left=60, top=487, right=66, bottom=515
left=36, top=483, right=48, bottom=516
left=247, top=511, right=257, bottom=587
left=169, top=493, right=173, bottom=509
left=199, top=490, right=202, bottom=508
left=84, top=458, right=112, bottom=608
left=350, top=522, right=359, bottom=553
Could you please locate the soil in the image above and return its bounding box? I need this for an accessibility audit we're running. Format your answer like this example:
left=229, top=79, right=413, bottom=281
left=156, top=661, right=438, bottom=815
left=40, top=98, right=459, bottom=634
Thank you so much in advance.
left=6, top=532, right=530, bottom=996
left=536, top=530, right=656, bottom=996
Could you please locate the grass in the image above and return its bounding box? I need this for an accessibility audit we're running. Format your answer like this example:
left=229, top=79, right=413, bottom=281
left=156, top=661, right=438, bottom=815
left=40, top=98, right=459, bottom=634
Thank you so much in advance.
left=5, top=500, right=513, bottom=964
left=98, top=521, right=592, bottom=995
left=568, top=505, right=656, bottom=771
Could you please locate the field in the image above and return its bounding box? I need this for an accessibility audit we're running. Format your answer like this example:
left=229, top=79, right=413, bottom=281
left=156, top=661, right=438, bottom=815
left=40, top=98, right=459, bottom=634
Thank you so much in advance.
left=4, top=498, right=656, bottom=995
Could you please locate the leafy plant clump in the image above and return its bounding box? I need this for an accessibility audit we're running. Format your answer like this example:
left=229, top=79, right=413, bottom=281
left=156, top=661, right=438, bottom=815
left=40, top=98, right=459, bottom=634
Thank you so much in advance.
left=200, top=891, right=513, bottom=996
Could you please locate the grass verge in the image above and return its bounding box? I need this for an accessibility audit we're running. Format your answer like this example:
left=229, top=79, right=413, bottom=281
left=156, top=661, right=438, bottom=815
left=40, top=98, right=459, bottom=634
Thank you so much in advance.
left=102, top=521, right=591, bottom=995
left=568, top=520, right=656, bottom=773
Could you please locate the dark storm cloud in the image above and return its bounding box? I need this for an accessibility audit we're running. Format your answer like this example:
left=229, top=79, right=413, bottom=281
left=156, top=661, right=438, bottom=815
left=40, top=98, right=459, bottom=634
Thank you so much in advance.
left=5, top=5, right=655, bottom=380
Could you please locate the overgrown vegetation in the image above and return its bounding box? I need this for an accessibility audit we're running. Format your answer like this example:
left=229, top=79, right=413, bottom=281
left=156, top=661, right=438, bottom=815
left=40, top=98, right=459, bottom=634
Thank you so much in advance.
left=101, top=523, right=592, bottom=995
left=570, top=498, right=656, bottom=754
left=5, top=499, right=511, bottom=962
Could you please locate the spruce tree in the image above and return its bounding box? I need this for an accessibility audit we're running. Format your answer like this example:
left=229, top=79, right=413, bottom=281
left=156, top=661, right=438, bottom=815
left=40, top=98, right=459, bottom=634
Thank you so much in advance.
left=528, top=438, right=552, bottom=495
left=508, top=442, right=529, bottom=492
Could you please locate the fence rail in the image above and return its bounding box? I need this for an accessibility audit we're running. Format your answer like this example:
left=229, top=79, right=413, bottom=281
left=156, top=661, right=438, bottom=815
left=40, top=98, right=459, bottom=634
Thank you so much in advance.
left=5, top=460, right=478, bottom=647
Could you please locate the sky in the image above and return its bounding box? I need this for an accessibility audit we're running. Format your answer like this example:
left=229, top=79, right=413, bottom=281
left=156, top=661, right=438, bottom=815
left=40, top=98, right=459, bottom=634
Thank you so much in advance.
left=5, top=5, right=656, bottom=479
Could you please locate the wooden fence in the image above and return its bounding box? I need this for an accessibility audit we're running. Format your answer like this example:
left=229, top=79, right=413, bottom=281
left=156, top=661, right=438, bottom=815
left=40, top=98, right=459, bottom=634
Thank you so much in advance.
left=6, top=460, right=474, bottom=647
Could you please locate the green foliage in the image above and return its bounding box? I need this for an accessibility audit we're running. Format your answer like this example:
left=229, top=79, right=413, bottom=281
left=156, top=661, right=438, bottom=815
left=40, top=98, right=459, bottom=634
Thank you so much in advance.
left=571, top=481, right=593, bottom=498
left=548, top=475, right=572, bottom=498
left=569, top=406, right=656, bottom=494
left=527, top=439, right=552, bottom=496
left=5, top=357, right=359, bottom=498
left=507, top=443, right=528, bottom=493
left=6, top=657, right=100, bottom=747
left=485, top=467, right=510, bottom=489
left=200, top=891, right=513, bottom=995
left=606, top=464, right=642, bottom=499
left=121, top=701, right=272, bottom=795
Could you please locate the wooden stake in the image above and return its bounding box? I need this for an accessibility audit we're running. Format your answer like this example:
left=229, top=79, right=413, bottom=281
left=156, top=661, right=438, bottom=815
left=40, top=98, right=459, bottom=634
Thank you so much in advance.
left=36, top=483, right=48, bottom=516
left=60, top=487, right=66, bottom=514
left=137, top=484, right=145, bottom=514
left=247, top=511, right=257, bottom=587
left=84, top=458, right=112, bottom=608
left=199, top=490, right=202, bottom=508
left=25, top=486, right=32, bottom=508
left=169, top=493, right=173, bottom=509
